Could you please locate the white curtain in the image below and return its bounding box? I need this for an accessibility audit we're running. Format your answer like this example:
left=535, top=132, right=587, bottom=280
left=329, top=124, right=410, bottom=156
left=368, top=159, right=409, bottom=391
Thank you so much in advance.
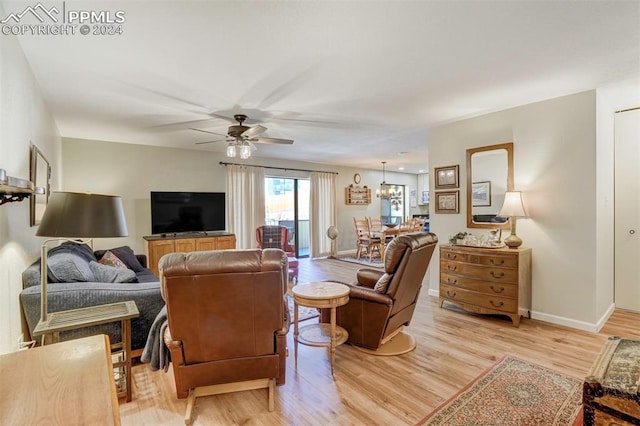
left=226, top=164, right=265, bottom=249
left=309, top=171, right=336, bottom=258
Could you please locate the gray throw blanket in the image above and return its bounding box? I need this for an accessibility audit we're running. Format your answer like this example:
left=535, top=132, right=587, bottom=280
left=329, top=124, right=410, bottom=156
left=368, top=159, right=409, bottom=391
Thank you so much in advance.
left=141, top=305, right=170, bottom=372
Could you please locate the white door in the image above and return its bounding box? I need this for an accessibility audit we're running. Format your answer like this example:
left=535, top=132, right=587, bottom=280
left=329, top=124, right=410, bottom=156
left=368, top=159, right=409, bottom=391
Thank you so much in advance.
left=615, top=108, right=640, bottom=311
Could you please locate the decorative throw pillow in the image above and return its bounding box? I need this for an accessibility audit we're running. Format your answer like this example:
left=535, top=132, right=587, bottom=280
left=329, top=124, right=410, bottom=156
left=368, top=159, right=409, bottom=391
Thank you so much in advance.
left=99, top=251, right=128, bottom=269
left=374, top=273, right=392, bottom=293
left=89, top=261, right=137, bottom=283
left=95, top=246, right=145, bottom=272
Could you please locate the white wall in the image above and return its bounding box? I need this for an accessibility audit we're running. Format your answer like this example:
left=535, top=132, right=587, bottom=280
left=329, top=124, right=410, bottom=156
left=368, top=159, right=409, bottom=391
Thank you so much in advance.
left=62, top=138, right=418, bottom=254
left=429, top=91, right=599, bottom=328
left=0, top=19, right=61, bottom=353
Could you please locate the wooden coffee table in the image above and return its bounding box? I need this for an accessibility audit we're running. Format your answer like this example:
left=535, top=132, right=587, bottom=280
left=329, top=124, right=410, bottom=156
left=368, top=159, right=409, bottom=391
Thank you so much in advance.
left=292, top=281, right=349, bottom=375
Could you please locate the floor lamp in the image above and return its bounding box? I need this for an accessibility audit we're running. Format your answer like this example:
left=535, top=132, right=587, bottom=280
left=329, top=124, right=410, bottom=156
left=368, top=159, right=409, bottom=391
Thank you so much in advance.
left=35, top=192, right=128, bottom=324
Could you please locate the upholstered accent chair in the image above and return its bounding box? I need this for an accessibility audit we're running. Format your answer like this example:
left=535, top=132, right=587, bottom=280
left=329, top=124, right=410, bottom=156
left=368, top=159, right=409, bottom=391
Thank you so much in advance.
left=160, top=249, right=290, bottom=423
left=256, top=225, right=298, bottom=283
left=323, top=232, right=438, bottom=355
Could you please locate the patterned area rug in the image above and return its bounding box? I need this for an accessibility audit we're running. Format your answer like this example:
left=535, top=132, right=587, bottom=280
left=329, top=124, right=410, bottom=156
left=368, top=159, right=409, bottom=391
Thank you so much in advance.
left=417, top=355, right=582, bottom=426
left=336, top=256, right=384, bottom=269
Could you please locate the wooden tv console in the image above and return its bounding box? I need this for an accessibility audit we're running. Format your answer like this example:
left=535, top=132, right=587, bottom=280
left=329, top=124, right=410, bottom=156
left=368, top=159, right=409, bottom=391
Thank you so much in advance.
left=144, top=232, right=236, bottom=276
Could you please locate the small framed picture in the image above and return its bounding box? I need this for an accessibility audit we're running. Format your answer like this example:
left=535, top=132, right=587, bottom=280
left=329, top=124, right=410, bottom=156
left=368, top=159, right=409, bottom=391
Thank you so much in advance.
left=435, top=191, right=459, bottom=214
left=434, top=165, right=459, bottom=189
left=472, top=181, right=491, bottom=207
left=421, top=190, right=429, bottom=204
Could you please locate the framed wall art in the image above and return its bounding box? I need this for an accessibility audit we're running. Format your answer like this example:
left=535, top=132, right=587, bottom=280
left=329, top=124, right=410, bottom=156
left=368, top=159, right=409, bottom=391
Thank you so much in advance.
left=434, top=165, right=459, bottom=189
left=435, top=191, right=459, bottom=214
left=472, top=181, right=491, bottom=207
left=30, top=144, right=51, bottom=226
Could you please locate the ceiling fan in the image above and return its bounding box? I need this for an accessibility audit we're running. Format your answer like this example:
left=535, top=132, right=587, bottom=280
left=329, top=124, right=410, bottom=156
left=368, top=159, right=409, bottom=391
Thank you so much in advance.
left=192, top=114, right=293, bottom=159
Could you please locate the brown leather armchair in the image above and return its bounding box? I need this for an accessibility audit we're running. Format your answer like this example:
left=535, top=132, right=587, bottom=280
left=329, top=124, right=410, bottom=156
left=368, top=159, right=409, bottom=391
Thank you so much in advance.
left=159, top=249, right=290, bottom=422
left=323, top=232, right=438, bottom=354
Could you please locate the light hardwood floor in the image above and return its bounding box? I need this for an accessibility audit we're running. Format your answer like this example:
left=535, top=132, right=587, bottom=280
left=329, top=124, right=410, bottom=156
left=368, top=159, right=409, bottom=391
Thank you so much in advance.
left=121, top=257, right=640, bottom=425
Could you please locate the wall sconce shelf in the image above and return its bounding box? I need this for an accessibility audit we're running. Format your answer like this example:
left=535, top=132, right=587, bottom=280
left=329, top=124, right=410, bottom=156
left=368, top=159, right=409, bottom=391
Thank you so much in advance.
left=0, top=168, right=41, bottom=206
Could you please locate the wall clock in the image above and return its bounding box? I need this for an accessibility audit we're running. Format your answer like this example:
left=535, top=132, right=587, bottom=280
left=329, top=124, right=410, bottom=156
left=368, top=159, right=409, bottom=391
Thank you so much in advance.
left=353, top=173, right=361, bottom=184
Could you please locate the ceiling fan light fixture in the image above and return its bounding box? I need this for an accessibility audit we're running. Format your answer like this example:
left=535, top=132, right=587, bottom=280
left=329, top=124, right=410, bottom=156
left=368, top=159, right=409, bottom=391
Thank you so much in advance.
left=226, top=143, right=237, bottom=158
left=240, top=143, right=251, bottom=159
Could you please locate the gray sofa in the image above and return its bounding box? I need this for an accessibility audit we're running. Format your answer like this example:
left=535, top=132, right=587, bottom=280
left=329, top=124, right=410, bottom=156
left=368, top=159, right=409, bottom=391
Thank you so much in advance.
left=20, top=242, right=164, bottom=351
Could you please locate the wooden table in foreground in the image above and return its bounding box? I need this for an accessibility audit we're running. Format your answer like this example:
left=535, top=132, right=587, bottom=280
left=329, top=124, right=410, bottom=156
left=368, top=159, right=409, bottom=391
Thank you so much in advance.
left=292, top=281, right=349, bottom=375
left=33, top=300, right=140, bottom=402
left=0, top=334, right=121, bottom=425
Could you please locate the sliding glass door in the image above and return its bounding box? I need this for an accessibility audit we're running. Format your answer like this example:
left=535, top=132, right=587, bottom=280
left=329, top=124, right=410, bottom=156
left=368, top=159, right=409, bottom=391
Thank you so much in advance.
left=265, top=177, right=310, bottom=258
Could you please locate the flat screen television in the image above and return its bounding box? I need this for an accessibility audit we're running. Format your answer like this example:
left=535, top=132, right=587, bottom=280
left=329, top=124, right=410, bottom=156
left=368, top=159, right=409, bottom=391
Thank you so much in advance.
left=150, top=191, right=226, bottom=235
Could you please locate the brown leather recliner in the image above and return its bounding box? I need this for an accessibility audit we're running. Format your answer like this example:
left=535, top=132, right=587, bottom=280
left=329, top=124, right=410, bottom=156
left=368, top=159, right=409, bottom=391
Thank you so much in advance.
left=159, top=249, right=290, bottom=420
left=324, top=232, right=438, bottom=352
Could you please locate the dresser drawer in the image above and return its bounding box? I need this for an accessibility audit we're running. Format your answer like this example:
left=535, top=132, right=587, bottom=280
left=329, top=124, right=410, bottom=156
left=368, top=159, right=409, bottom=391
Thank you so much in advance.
left=441, top=248, right=518, bottom=268
left=440, top=260, right=518, bottom=283
left=440, top=284, right=518, bottom=313
left=440, top=273, right=518, bottom=298
left=441, top=249, right=468, bottom=263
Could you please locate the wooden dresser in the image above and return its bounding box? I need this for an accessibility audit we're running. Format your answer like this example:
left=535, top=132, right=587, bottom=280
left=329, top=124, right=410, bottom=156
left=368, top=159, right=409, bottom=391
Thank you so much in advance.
left=439, top=244, right=532, bottom=326
left=144, top=232, right=236, bottom=276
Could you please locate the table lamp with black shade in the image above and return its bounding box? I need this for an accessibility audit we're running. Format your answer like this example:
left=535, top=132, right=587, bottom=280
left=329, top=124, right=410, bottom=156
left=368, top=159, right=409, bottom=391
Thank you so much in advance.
left=35, top=192, right=128, bottom=325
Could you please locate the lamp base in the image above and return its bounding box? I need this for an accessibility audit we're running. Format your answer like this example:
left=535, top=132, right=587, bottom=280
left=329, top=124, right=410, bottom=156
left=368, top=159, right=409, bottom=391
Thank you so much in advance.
left=504, top=234, right=523, bottom=249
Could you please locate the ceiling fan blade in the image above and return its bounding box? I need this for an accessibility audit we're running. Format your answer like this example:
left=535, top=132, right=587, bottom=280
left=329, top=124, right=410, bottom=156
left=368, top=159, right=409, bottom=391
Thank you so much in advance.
left=190, top=128, right=229, bottom=137
left=252, top=137, right=294, bottom=145
left=247, top=141, right=257, bottom=151
left=242, top=125, right=267, bottom=139
left=195, top=139, right=229, bottom=145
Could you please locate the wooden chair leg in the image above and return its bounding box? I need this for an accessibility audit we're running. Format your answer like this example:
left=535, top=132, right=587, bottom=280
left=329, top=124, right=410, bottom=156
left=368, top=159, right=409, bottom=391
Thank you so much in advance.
left=185, top=389, right=196, bottom=425
left=268, top=378, right=275, bottom=412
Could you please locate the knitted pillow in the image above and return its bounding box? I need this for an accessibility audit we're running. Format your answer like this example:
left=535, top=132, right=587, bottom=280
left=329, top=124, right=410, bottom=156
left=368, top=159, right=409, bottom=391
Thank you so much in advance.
left=89, top=261, right=137, bottom=283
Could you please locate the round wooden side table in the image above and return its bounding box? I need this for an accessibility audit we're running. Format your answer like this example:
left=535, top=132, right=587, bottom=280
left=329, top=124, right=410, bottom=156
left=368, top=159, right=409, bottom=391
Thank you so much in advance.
left=292, top=281, right=350, bottom=376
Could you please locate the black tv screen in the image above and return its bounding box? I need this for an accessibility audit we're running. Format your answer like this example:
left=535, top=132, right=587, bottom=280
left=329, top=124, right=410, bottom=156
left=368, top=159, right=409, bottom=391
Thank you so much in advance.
left=150, top=191, right=226, bottom=234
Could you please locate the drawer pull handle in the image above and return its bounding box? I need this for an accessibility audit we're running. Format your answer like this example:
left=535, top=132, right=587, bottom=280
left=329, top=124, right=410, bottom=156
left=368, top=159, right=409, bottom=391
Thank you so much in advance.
left=447, top=265, right=457, bottom=272
left=490, top=285, right=505, bottom=293
left=446, top=290, right=457, bottom=298
left=490, top=259, right=505, bottom=266
left=490, top=271, right=505, bottom=278
left=489, top=300, right=504, bottom=308
left=447, top=253, right=457, bottom=260
left=448, top=278, right=458, bottom=285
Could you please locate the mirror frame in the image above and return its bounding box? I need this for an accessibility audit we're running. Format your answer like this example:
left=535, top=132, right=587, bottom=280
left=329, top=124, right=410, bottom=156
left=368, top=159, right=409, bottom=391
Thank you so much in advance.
left=466, top=142, right=514, bottom=229
left=30, top=144, right=51, bottom=227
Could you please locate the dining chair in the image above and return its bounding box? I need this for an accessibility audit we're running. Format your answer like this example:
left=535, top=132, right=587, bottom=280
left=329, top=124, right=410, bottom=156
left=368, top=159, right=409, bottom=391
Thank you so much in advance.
left=354, top=217, right=382, bottom=261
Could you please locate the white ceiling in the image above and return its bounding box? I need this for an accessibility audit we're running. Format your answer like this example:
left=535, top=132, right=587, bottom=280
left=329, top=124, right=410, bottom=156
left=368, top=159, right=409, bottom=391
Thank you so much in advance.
left=6, top=0, right=640, bottom=173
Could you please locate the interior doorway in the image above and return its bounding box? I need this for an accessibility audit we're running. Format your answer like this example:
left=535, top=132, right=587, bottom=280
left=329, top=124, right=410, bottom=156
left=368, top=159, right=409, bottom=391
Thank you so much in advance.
left=614, top=107, right=640, bottom=312
left=264, top=177, right=310, bottom=258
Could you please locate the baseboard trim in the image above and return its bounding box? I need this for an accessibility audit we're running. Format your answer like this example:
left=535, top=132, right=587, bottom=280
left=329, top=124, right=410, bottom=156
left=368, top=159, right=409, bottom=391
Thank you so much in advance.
left=530, top=303, right=615, bottom=332
left=427, top=289, right=615, bottom=333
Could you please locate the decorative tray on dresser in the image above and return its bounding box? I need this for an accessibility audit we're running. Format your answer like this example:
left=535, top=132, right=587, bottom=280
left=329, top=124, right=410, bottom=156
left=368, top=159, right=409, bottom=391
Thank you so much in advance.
left=439, top=244, right=532, bottom=327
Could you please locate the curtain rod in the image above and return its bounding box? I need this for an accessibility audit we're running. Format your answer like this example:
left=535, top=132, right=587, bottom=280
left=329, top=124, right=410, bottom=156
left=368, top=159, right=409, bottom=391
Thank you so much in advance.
left=219, top=161, right=339, bottom=175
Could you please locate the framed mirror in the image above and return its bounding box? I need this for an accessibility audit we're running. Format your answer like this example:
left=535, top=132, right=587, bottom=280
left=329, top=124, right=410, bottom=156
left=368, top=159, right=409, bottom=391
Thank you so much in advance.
left=30, top=144, right=51, bottom=226
left=466, top=142, right=513, bottom=228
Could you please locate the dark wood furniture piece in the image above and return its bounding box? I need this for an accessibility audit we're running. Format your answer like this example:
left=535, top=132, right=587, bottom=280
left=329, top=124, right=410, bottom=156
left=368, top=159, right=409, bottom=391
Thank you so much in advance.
left=0, top=335, right=121, bottom=425
left=144, top=232, right=236, bottom=276
left=439, top=244, right=532, bottom=326
left=583, top=336, right=640, bottom=425
left=33, top=300, right=139, bottom=402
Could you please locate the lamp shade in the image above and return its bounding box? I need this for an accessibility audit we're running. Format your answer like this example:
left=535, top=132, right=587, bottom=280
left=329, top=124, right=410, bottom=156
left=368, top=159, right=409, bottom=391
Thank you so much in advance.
left=498, top=191, right=527, bottom=218
left=36, top=192, right=128, bottom=238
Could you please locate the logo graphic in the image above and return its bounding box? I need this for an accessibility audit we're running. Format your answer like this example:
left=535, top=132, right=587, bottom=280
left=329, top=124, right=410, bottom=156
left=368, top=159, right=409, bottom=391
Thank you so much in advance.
left=0, top=2, right=59, bottom=24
